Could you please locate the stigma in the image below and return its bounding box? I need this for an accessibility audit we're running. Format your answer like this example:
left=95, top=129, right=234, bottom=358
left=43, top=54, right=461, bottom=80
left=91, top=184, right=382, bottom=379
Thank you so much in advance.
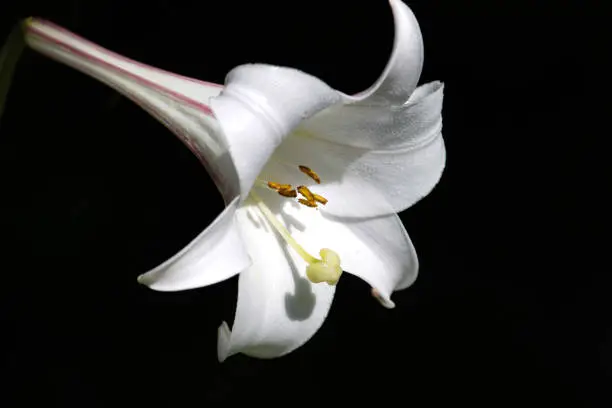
left=305, top=248, right=342, bottom=285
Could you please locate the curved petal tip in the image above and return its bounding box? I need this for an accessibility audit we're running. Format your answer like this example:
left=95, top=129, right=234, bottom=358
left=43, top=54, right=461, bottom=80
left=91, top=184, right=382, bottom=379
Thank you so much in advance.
left=351, top=0, right=424, bottom=105
left=136, top=198, right=250, bottom=292
left=372, top=288, right=396, bottom=309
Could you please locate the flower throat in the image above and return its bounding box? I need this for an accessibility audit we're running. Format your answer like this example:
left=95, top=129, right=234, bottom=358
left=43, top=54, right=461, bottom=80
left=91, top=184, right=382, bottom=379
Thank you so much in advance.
left=249, top=165, right=341, bottom=285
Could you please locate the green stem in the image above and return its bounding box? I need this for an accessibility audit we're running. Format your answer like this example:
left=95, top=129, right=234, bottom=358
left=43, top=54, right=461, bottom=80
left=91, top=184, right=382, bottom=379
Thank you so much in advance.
left=0, top=21, right=27, bottom=123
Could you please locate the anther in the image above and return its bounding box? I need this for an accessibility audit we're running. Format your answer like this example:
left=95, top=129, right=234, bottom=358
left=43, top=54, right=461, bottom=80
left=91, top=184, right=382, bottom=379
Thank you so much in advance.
left=278, top=188, right=298, bottom=198
left=297, top=185, right=315, bottom=202
left=298, top=198, right=318, bottom=208
left=313, top=194, right=328, bottom=205
left=298, top=165, right=321, bottom=184
left=267, top=181, right=292, bottom=191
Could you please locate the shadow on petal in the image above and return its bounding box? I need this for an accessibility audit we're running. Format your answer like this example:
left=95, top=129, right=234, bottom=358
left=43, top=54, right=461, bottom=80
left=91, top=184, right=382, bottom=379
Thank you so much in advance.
left=284, top=275, right=316, bottom=321
left=275, top=217, right=316, bottom=322
left=246, top=207, right=266, bottom=231
left=282, top=210, right=307, bottom=233
left=242, top=197, right=317, bottom=322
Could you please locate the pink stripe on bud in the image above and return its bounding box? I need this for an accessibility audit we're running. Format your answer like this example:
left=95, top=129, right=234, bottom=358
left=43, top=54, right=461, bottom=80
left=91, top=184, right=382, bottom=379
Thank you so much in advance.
left=24, top=18, right=222, bottom=116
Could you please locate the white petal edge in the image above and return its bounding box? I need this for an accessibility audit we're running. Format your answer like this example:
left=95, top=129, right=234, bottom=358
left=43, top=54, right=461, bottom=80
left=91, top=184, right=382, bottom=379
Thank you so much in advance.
left=218, top=197, right=336, bottom=361
left=137, top=197, right=251, bottom=291
left=257, top=191, right=418, bottom=309
left=349, top=0, right=424, bottom=105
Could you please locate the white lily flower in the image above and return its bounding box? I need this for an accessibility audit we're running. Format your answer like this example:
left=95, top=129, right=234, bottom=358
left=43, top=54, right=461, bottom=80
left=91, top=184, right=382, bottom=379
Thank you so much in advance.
left=13, top=0, right=444, bottom=360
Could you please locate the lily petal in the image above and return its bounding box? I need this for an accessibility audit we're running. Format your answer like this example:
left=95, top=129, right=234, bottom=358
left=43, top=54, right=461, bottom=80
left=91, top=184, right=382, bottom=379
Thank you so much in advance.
left=350, top=0, right=423, bottom=105
left=218, top=197, right=336, bottom=361
left=137, top=197, right=251, bottom=291
left=23, top=19, right=241, bottom=201
left=330, top=213, right=418, bottom=309
left=210, top=64, right=342, bottom=201
left=260, top=191, right=417, bottom=309
left=264, top=81, right=445, bottom=218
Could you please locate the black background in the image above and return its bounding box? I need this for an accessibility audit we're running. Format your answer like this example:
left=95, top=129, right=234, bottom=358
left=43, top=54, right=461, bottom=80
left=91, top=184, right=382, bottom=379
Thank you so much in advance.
left=0, top=0, right=607, bottom=406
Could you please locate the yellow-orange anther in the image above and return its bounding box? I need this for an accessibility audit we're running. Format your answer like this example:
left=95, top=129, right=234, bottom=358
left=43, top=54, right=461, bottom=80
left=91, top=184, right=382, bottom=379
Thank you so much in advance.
left=278, top=188, right=297, bottom=198
left=313, top=194, right=328, bottom=205
left=298, top=198, right=318, bottom=208
left=298, top=165, right=321, bottom=184
left=267, top=181, right=292, bottom=191
left=297, top=185, right=315, bottom=202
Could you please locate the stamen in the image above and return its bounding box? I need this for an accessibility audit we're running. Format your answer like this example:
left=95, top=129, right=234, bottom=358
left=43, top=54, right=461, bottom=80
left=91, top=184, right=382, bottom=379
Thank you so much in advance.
left=313, top=194, right=328, bottom=205
left=255, top=166, right=328, bottom=208
left=298, top=165, right=321, bottom=184
left=250, top=191, right=317, bottom=264
left=298, top=198, right=318, bottom=208
left=249, top=191, right=342, bottom=285
left=278, top=188, right=297, bottom=198
left=267, top=181, right=292, bottom=190
left=297, top=185, right=315, bottom=202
